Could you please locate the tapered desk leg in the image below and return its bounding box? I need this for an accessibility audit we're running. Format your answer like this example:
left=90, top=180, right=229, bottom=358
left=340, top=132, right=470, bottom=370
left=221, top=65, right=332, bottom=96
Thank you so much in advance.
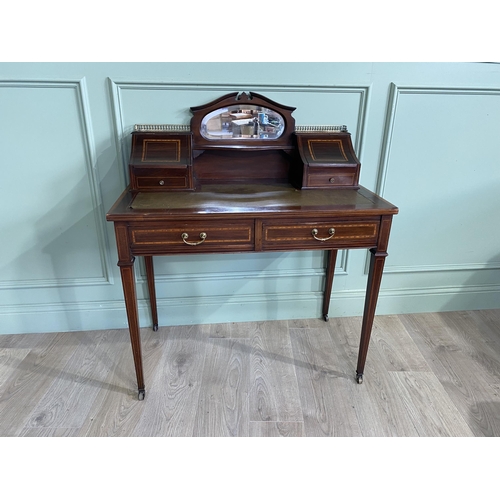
left=356, top=248, right=387, bottom=384
left=322, top=249, right=338, bottom=322
left=144, top=256, right=158, bottom=331
left=119, top=261, right=146, bottom=400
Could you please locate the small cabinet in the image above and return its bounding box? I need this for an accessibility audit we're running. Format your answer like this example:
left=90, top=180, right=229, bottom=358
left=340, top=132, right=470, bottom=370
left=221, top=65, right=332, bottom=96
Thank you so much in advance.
left=294, top=132, right=360, bottom=189
left=128, top=130, right=194, bottom=191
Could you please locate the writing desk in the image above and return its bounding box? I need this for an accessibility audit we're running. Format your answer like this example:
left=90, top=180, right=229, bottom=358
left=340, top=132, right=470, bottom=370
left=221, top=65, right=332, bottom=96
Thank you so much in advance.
left=106, top=92, right=398, bottom=400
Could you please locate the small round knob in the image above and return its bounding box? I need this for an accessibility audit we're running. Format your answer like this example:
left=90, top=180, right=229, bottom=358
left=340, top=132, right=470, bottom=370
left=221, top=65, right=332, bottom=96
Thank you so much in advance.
left=159, top=180, right=165, bottom=186
left=329, top=177, right=335, bottom=184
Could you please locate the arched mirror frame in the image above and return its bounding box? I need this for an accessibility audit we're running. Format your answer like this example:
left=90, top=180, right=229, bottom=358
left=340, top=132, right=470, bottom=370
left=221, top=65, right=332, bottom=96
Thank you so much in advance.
left=190, top=92, right=296, bottom=150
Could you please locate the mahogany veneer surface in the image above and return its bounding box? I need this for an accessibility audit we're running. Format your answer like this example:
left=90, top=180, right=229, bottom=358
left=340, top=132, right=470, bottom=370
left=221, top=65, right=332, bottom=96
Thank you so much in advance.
left=118, top=184, right=396, bottom=215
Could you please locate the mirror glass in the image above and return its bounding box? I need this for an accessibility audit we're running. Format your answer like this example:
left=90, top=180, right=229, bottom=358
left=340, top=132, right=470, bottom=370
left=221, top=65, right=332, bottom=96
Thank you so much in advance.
left=201, top=104, right=285, bottom=140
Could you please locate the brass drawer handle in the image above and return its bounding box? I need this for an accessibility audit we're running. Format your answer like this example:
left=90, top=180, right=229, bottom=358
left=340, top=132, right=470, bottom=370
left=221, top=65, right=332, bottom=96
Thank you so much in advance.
left=311, top=228, right=335, bottom=241
left=181, top=232, right=207, bottom=246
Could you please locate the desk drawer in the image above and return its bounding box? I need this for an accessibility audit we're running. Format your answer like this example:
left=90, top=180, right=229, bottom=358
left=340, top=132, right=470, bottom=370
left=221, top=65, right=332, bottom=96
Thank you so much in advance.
left=306, top=167, right=358, bottom=188
left=261, top=219, right=379, bottom=250
left=130, top=220, right=254, bottom=253
left=131, top=167, right=191, bottom=190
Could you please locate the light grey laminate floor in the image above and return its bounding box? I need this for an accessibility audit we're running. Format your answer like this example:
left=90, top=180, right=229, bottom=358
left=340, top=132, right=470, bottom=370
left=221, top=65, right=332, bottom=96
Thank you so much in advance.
left=1, top=309, right=499, bottom=437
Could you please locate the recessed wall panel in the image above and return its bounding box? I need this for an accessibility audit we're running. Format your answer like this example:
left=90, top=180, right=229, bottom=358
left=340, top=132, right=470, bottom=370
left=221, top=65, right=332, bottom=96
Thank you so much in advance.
left=111, top=83, right=365, bottom=286
left=0, top=82, right=105, bottom=287
left=111, top=84, right=367, bottom=172
left=381, top=88, right=500, bottom=273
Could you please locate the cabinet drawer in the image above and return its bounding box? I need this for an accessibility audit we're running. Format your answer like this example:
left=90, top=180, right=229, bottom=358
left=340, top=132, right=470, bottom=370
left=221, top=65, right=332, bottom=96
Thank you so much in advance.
left=261, top=219, right=379, bottom=250
left=306, top=167, right=358, bottom=188
left=131, top=167, right=191, bottom=190
left=130, top=220, right=254, bottom=253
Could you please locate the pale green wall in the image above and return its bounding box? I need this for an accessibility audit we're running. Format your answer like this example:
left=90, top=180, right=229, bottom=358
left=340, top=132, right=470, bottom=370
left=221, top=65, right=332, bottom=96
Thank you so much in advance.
left=1, top=62, right=499, bottom=335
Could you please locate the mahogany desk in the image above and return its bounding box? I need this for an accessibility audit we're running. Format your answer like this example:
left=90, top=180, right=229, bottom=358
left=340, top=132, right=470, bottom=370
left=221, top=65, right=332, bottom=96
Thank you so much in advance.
left=106, top=92, right=398, bottom=400
left=107, top=183, right=397, bottom=400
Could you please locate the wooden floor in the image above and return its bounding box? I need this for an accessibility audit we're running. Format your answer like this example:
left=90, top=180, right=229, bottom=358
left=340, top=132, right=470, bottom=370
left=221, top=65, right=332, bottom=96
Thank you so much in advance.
left=1, top=309, right=499, bottom=437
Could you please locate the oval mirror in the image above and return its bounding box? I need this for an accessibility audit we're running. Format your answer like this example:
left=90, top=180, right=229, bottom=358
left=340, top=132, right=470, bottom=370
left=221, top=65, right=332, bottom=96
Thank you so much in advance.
left=201, top=104, right=285, bottom=140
